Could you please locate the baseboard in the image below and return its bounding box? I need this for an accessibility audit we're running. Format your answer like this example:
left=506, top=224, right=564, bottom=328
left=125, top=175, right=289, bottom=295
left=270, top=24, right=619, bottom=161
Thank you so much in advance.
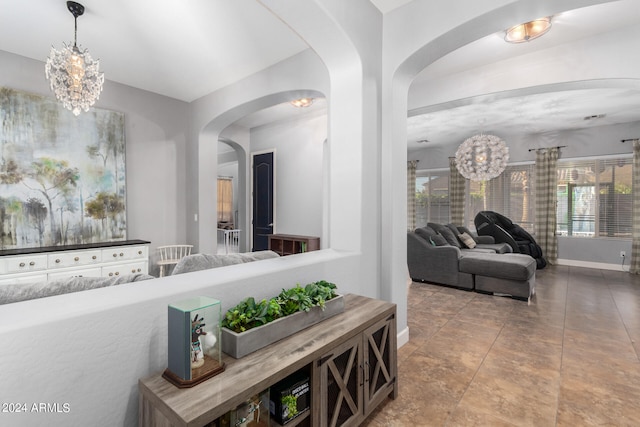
left=556, top=258, right=628, bottom=272
left=397, top=326, right=409, bottom=348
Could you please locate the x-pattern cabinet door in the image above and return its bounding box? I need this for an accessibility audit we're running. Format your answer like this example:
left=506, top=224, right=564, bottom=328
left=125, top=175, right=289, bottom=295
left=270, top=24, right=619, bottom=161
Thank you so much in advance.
left=363, top=314, right=397, bottom=417
left=319, top=335, right=363, bottom=427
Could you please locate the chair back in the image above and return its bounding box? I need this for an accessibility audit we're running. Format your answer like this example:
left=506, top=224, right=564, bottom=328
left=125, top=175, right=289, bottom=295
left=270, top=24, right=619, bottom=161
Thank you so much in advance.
left=157, top=245, right=193, bottom=262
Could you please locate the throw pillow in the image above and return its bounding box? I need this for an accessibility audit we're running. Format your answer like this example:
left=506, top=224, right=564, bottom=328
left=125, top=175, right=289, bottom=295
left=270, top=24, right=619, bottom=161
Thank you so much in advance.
left=459, top=232, right=477, bottom=249
left=432, top=225, right=461, bottom=248
left=429, top=234, right=448, bottom=246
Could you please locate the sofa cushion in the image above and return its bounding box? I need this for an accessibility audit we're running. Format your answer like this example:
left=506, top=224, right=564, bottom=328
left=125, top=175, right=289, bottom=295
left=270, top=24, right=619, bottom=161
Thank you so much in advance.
left=459, top=253, right=536, bottom=281
left=429, top=223, right=461, bottom=248
left=415, top=226, right=437, bottom=241
left=458, top=232, right=477, bottom=249
left=430, top=234, right=448, bottom=246
left=172, top=250, right=280, bottom=275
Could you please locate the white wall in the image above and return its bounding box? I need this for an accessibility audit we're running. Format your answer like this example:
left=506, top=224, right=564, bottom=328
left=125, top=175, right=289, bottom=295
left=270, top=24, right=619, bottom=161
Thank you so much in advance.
left=0, top=50, right=190, bottom=266
left=250, top=114, right=327, bottom=239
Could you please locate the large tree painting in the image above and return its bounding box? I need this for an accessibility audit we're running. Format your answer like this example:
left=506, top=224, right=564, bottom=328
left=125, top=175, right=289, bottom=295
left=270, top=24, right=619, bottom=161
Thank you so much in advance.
left=0, top=87, right=126, bottom=249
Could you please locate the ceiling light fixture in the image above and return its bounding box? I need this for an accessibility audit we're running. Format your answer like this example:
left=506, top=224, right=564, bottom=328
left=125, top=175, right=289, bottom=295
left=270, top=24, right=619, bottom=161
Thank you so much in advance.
left=45, top=1, right=104, bottom=116
left=504, top=17, right=552, bottom=43
left=290, top=97, right=314, bottom=108
left=454, top=134, right=509, bottom=181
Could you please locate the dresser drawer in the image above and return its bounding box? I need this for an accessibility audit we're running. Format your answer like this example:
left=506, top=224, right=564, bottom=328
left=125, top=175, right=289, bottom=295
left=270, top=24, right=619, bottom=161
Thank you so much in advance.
left=102, top=261, right=148, bottom=278
left=48, top=250, right=102, bottom=269
left=0, top=273, right=48, bottom=286
left=102, top=245, right=148, bottom=262
left=5, top=255, right=48, bottom=274
left=48, top=267, right=103, bottom=281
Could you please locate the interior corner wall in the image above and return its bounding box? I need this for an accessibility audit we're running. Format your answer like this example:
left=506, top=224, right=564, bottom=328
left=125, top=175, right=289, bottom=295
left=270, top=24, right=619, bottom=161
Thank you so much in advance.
left=0, top=50, right=190, bottom=259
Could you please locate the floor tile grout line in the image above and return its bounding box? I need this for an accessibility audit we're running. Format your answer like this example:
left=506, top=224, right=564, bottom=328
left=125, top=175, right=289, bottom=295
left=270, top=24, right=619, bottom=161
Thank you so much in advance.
left=554, top=264, right=571, bottom=427
left=606, top=270, right=640, bottom=362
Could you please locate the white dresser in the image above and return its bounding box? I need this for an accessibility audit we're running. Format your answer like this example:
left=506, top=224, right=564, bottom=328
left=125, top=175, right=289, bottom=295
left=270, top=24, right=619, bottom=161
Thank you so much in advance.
left=0, top=240, right=150, bottom=285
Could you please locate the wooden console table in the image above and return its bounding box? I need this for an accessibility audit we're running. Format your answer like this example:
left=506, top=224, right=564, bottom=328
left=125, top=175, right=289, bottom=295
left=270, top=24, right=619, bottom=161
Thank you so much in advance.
left=139, top=294, right=397, bottom=427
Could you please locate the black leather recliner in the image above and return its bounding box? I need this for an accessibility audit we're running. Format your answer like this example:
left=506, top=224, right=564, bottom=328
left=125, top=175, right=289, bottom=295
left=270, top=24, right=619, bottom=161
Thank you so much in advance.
left=474, top=211, right=547, bottom=269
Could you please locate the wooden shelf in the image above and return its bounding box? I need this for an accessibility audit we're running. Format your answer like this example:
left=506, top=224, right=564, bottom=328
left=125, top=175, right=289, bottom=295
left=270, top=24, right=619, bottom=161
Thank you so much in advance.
left=268, top=234, right=319, bottom=256
left=138, top=294, right=397, bottom=427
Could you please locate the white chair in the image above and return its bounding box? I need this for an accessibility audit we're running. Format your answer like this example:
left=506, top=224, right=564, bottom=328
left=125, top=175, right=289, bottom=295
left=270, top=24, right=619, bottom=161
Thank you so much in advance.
left=157, top=245, right=193, bottom=277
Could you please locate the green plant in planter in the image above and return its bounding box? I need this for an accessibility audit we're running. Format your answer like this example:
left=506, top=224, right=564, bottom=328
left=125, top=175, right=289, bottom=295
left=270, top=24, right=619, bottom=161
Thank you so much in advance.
left=222, top=297, right=282, bottom=333
left=281, top=394, right=298, bottom=419
left=278, top=284, right=314, bottom=316
left=304, top=280, right=337, bottom=310
left=222, top=280, right=338, bottom=333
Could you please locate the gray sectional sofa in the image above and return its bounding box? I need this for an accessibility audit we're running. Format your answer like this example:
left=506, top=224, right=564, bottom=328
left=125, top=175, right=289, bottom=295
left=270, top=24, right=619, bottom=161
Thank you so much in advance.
left=408, top=223, right=536, bottom=301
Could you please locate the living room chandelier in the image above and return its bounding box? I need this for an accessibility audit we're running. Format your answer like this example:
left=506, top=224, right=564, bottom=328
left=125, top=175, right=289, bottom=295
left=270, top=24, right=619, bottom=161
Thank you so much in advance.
left=454, top=134, right=509, bottom=182
left=45, top=1, right=104, bottom=116
left=504, top=17, right=552, bottom=43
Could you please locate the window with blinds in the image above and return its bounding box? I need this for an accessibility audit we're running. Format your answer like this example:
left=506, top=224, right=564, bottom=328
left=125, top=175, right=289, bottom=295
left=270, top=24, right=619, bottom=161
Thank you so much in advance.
left=556, top=157, right=632, bottom=238
left=465, top=164, right=536, bottom=233
left=415, top=171, right=449, bottom=228
left=217, top=177, right=234, bottom=225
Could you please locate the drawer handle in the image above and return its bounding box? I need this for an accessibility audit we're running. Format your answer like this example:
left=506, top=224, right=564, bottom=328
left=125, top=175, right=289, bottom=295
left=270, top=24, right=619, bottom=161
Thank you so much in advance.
left=112, top=253, right=117, bottom=258
left=74, top=257, right=80, bottom=261
left=29, top=261, right=35, bottom=266
left=92, top=256, right=97, bottom=260
left=119, top=253, right=124, bottom=257
left=56, top=259, right=61, bottom=263
left=115, top=272, right=119, bottom=276
left=138, top=251, right=142, bottom=255
left=109, top=272, right=113, bottom=276
left=19, top=262, right=25, bottom=267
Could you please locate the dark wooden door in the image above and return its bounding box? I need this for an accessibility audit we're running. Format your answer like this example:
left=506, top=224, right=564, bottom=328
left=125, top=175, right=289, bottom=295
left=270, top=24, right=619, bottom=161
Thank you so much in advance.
left=252, top=151, right=274, bottom=251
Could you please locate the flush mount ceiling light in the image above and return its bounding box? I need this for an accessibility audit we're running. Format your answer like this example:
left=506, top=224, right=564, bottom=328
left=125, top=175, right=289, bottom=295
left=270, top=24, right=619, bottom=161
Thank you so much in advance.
left=504, top=17, right=552, bottom=43
left=454, top=134, right=509, bottom=181
left=45, top=1, right=104, bottom=116
left=290, top=97, right=314, bottom=108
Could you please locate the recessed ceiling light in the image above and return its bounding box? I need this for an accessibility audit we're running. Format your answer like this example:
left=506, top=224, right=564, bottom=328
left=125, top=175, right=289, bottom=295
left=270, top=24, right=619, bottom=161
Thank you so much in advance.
left=505, top=17, right=552, bottom=43
left=290, top=97, right=314, bottom=108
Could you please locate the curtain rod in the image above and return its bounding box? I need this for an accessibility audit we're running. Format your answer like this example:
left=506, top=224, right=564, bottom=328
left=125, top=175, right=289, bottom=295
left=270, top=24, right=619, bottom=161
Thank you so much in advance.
left=528, top=145, right=567, bottom=152
left=621, top=138, right=640, bottom=143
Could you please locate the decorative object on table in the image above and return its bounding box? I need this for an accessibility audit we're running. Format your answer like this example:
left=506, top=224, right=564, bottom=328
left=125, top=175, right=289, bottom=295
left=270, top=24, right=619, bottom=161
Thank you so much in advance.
left=214, top=389, right=270, bottom=427
left=163, top=296, right=225, bottom=388
left=45, top=1, right=104, bottom=116
left=270, top=371, right=310, bottom=425
left=221, top=280, right=343, bottom=358
left=504, top=17, right=552, bottom=44
left=454, top=133, right=509, bottom=181
left=0, top=86, right=125, bottom=250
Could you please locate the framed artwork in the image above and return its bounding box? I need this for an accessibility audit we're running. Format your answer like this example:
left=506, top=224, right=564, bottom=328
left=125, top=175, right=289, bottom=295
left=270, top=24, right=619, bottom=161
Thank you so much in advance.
left=0, top=86, right=126, bottom=249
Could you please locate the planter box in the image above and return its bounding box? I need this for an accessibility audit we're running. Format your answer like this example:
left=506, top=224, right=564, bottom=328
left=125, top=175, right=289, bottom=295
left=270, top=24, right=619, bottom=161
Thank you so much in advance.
left=221, top=295, right=345, bottom=358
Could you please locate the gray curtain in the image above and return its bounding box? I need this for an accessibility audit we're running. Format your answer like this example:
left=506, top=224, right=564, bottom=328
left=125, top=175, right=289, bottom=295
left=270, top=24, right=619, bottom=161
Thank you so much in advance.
left=535, top=147, right=559, bottom=265
left=630, top=141, right=640, bottom=274
left=407, top=161, right=418, bottom=231
left=449, top=157, right=465, bottom=226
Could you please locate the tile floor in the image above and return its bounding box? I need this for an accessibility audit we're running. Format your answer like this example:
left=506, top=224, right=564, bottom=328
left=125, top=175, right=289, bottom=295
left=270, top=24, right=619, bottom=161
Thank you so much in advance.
left=363, top=265, right=640, bottom=426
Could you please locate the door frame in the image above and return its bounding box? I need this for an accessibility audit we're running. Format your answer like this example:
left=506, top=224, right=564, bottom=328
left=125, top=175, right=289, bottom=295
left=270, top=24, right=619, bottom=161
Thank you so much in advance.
left=250, top=149, right=276, bottom=251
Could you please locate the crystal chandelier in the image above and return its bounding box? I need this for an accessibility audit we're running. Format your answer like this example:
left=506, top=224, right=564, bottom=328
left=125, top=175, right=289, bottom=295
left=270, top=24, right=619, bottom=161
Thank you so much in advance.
left=45, top=1, right=104, bottom=116
left=454, top=134, right=509, bottom=181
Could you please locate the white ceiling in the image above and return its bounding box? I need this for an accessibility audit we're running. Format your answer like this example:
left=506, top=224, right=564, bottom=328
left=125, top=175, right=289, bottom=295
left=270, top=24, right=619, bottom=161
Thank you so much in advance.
left=407, top=1, right=640, bottom=150
left=0, top=1, right=638, bottom=142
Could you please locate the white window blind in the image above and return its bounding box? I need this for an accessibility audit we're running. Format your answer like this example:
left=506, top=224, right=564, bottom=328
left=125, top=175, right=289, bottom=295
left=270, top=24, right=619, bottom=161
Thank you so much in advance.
left=465, top=164, right=536, bottom=233
left=556, top=157, right=632, bottom=238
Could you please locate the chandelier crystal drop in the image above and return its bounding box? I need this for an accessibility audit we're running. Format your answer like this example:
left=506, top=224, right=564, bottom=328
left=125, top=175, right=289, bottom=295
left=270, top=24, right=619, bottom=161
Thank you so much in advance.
left=45, top=1, right=104, bottom=116
left=454, top=134, right=509, bottom=182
